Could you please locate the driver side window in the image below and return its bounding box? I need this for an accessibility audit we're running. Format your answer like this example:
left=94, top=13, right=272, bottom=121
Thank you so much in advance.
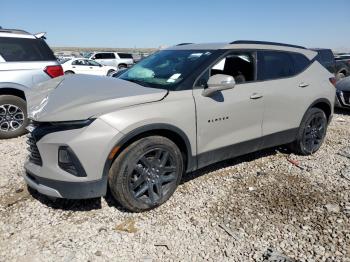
left=196, top=51, right=256, bottom=87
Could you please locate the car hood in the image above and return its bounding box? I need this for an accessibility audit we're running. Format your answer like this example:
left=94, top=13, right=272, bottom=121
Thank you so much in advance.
left=27, top=74, right=168, bottom=122
left=336, top=76, right=350, bottom=92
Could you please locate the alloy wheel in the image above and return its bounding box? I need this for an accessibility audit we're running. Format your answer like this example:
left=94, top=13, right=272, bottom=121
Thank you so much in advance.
left=302, top=115, right=326, bottom=153
left=129, top=148, right=178, bottom=205
left=0, top=104, right=25, bottom=132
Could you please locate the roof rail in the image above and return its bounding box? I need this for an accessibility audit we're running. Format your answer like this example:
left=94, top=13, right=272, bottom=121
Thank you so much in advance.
left=176, top=43, right=193, bottom=46
left=230, top=40, right=306, bottom=50
left=0, top=28, right=31, bottom=35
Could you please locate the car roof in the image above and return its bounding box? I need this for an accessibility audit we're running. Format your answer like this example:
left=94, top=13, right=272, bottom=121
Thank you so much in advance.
left=167, top=40, right=316, bottom=59
left=0, top=28, right=35, bottom=39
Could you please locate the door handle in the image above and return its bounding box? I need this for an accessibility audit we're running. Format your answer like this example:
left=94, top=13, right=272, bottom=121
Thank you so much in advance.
left=89, top=67, right=93, bottom=69
left=250, top=93, right=263, bottom=99
left=72, top=66, right=76, bottom=68
left=299, top=82, right=309, bottom=88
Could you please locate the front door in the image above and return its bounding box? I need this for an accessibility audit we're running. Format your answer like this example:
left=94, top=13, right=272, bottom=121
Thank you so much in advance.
left=192, top=51, right=264, bottom=168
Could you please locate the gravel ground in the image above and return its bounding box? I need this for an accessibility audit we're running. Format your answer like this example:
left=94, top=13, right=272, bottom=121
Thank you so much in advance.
left=0, top=109, right=350, bottom=262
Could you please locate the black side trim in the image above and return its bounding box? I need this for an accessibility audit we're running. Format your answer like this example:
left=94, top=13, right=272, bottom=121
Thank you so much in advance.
left=26, top=172, right=107, bottom=199
left=103, top=124, right=196, bottom=178
left=197, top=128, right=298, bottom=169
left=230, top=40, right=306, bottom=50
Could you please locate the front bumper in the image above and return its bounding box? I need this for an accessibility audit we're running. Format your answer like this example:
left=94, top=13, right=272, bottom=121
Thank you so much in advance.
left=23, top=118, right=123, bottom=199
left=24, top=171, right=107, bottom=199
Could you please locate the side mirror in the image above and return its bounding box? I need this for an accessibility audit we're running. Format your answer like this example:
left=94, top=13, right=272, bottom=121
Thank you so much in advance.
left=202, top=74, right=236, bottom=97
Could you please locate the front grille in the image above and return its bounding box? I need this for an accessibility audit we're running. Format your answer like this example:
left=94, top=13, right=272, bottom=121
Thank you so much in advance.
left=26, top=131, right=42, bottom=166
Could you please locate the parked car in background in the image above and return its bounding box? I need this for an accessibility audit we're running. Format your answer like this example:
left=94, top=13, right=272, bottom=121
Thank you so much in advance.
left=61, top=58, right=118, bottom=76
left=0, top=27, right=63, bottom=139
left=311, top=48, right=349, bottom=79
left=335, top=76, right=350, bottom=109
left=111, top=68, right=128, bottom=78
left=86, top=52, right=134, bottom=69
left=24, top=41, right=335, bottom=212
left=335, top=54, right=350, bottom=77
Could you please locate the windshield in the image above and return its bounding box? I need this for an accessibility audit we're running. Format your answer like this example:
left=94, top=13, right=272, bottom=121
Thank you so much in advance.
left=119, top=50, right=213, bottom=89
left=83, top=52, right=93, bottom=58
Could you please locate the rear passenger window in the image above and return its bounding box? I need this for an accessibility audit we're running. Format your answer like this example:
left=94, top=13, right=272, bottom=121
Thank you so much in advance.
left=257, top=51, right=295, bottom=81
left=290, top=53, right=310, bottom=74
left=95, top=53, right=115, bottom=59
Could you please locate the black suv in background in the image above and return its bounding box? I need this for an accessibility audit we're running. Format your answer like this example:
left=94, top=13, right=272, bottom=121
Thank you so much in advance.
left=312, top=48, right=350, bottom=79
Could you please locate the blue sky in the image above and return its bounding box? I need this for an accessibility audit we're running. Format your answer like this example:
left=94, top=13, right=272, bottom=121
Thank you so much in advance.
left=1, top=0, right=349, bottom=49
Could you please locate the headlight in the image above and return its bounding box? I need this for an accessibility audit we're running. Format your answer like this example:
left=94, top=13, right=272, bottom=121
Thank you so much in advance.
left=27, top=119, right=95, bottom=141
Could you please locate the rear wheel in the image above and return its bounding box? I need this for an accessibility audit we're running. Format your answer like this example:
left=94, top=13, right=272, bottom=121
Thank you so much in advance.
left=118, top=64, right=127, bottom=69
left=64, top=70, right=74, bottom=75
left=290, top=108, right=328, bottom=155
left=108, top=136, right=183, bottom=212
left=0, top=95, right=28, bottom=139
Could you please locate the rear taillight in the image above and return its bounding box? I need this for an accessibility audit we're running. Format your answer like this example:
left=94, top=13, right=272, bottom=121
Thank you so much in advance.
left=329, top=77, right=337, bottom=87
left=44, top=65, right=64, bottom=78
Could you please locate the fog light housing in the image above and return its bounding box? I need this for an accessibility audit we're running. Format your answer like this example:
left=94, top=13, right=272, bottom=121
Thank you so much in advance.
left=58, top=146, right=87, bottom=177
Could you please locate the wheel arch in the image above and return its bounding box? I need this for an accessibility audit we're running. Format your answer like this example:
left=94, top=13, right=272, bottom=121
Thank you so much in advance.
left=308, top=98, right=332, bottom=123
left=103, top=124, right=196, bottom=179
left=0, top=87, right=26, bottom=100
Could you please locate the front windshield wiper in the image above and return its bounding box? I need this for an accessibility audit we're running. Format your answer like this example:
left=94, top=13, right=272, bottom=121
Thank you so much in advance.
left=123, top=78, right=150, bottom=87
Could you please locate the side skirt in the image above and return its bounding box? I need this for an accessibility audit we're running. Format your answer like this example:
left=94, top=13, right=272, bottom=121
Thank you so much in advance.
left=196, top=128, right=298, bottom=169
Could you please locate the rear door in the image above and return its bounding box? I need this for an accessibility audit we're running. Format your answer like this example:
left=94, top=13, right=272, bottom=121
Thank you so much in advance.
left=257, top=50, right=311, bottom=146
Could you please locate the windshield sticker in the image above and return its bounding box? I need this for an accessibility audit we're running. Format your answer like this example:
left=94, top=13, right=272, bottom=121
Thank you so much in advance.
left=167, top=73, right=181, bottom=83
left=188, top=53, right=203, bottom=59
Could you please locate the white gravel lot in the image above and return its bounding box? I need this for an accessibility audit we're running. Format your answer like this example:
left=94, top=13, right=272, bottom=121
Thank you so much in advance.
left=0, top=109, right=349, bottom=262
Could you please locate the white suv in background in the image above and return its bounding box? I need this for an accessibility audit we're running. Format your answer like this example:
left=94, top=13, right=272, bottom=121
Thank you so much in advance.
left=0, top=27, right=63, bottom=139
left=87, top=52, right=134, bottom=69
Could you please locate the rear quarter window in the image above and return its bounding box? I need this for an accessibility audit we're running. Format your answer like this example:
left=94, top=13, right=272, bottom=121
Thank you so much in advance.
left=0, top=37, right=56, bottom=62
left=315, top=50, right=334, bottom=63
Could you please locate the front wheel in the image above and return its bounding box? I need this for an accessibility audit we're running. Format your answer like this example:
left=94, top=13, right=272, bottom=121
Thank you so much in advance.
left=108, top=136, right=184, bottom=212
left=0, top=95, right=28, bottom=139
left=107, top=69, right=116, bottom=76
left=290, top=108, right=328, bottom=155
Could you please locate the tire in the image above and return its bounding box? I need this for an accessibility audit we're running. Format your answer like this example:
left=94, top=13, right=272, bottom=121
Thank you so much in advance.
left=118, top=64, right=127, bottom=69
left=64, top=70, right=75, bottom=75
left=0, top=95, right=28, bottom=139
left=107, top=69, right=116, bottom=76
left=109, top=136, right=184, bottom=212
left=290, top=108, right=328, bottom=155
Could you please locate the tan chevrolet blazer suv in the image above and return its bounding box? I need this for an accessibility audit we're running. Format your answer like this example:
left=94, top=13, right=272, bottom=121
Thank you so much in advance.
left=24, top=41, right=336, bottom=212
